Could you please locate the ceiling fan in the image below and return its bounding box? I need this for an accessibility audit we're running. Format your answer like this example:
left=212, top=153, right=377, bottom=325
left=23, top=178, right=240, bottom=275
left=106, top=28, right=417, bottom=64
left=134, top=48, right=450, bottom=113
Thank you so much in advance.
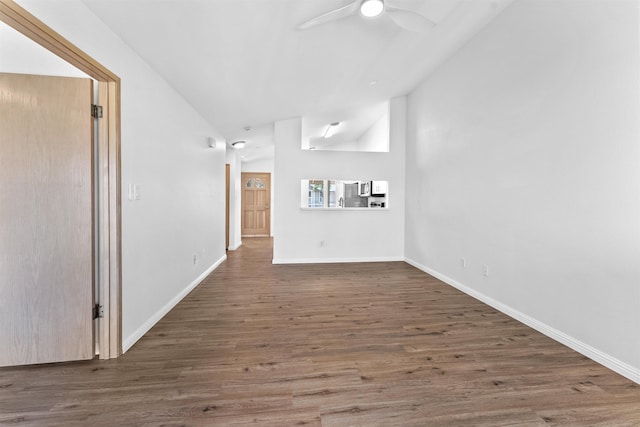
left=297, top=0, right=436, bottom=32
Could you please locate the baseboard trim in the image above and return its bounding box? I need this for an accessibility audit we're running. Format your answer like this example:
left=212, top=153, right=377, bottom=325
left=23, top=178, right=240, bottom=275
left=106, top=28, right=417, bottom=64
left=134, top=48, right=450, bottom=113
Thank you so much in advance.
left=229, top=241, right=242, bottom=251
left=273, top=256, right=404, bottom=264
left=123, top=254, right=227, bottom=353
left=404, top=257, right=640, bottom=385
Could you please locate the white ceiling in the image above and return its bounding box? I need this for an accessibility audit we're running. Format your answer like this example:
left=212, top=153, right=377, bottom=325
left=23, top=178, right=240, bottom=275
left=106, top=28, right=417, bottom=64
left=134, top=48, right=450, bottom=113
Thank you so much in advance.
left=302, top=100, right=389, bottom=151
left=81, top=0, right=512, bottom=161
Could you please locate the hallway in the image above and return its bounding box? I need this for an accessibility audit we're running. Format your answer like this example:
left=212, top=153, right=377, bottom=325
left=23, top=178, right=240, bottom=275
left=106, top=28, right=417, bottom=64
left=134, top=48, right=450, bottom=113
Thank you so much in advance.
left=1, top=237, right=639, bottom=426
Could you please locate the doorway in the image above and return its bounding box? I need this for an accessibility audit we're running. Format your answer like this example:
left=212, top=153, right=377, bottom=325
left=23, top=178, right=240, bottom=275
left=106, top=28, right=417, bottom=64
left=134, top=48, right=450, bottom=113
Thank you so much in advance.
left=0, top=1, right=122, bottom=361
left=241, top=172, right=271, bottom=237
left=0, top=73, right=94, bottom=366
left=225, top=164, right=230, bottom=250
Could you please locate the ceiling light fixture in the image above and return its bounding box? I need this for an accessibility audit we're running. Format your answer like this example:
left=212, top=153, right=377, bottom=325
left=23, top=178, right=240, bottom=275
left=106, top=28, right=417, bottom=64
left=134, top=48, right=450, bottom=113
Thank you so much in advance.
left=323, top=122, right=341, bottom=139
left=207, top=137, right=217, bottom=148
left=360, top=0, right=384, bottom=18
left=232, top=140, right=246, bottom=149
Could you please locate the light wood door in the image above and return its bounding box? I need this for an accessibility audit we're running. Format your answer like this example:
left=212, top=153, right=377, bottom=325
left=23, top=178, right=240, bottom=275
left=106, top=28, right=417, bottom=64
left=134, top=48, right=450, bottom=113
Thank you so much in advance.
left=0, top=73, right=94, bottom=366
left=241, top=172, right=270, bottom=237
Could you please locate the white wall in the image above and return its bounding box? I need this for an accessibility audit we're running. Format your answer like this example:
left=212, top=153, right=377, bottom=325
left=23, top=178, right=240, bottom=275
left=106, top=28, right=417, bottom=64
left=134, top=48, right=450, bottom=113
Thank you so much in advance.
left=226, top=148, right=242, bottom=250
left=273, top=97, right=406, bottom=263
left=354, top=111, right=389, bottom=152
left=16, top=0, right=228, bottom=352
left=0, top=22, right=87, bottom=77
left=405, top=0, right=640, bottom=383
left=242, top=157, right=274, bottom=174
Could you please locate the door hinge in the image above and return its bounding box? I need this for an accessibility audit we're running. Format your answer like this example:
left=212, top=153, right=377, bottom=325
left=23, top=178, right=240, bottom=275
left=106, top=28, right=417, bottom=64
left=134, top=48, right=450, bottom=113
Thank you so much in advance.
left=91, top=104, right=103, bottom=118
left=93, top=304, right=104, bottom=319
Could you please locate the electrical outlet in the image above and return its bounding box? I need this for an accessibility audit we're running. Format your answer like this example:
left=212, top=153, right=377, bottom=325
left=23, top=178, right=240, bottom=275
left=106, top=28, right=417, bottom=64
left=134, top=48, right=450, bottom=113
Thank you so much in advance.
left=461, top=257, right=466, bottom=268
left=482, top=265, right=489, bottom=277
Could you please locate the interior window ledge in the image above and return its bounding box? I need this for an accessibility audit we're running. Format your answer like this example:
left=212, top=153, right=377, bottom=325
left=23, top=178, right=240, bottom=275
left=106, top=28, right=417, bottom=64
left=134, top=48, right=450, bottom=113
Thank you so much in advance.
left=300, top=207, right=389, bottom=211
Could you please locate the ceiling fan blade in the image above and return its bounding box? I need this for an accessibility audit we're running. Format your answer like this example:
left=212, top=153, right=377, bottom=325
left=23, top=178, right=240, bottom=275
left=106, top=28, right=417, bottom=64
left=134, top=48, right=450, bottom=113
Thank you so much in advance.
left=298, top=1, right=360, bottom=30
left=386, top=7, right=436, bottom=32
left=384, top=0, right=425, bottom=10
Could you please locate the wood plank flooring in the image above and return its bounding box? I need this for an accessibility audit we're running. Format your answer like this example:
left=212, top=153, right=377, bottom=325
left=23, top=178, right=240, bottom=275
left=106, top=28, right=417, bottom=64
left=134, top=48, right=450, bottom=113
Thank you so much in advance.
left=1, top=237, right=639, bottom=426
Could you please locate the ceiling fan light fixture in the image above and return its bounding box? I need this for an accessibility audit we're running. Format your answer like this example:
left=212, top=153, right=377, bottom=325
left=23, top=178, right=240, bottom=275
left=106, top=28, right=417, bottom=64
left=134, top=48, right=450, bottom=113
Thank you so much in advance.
left=360, top=0, right=384, bottom=18
left=323, top=122, right=341, bottom=139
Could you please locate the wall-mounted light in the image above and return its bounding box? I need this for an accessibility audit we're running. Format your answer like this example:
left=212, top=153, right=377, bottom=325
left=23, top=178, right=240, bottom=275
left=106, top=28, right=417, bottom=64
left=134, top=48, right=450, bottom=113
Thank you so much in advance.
left=323, top=122, right=341, bottom=139
left=232, top=140, right=246, bottom=149
left=207, top=137, right=217, bottom=148
left=360, top=0, right=384, bottom=17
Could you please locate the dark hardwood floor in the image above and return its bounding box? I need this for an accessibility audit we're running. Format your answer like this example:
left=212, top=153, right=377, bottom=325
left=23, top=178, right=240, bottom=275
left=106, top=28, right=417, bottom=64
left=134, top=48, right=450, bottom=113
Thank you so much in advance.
left=1, top=237, right=639, bottom=426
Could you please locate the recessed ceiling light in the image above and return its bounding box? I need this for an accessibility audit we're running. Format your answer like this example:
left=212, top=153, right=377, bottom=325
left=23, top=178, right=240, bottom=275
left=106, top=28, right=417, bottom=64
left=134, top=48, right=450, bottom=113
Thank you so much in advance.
left=360, top=0, right=384, bottom=18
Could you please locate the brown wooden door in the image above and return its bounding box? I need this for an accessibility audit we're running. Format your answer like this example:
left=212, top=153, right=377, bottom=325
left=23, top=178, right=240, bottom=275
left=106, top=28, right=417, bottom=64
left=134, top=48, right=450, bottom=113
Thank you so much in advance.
left=241, top=172, right=270, bottom=237
left=0, top=73, right=94, bottom=366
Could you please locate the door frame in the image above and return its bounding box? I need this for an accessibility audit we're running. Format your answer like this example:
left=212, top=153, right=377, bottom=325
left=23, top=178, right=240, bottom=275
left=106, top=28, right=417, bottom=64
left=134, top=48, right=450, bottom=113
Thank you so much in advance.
left=0, top=1, right=122, bottom=359
left=241, top=172, right=271, bottom=237
left=225, top=164, right=230, bottom=250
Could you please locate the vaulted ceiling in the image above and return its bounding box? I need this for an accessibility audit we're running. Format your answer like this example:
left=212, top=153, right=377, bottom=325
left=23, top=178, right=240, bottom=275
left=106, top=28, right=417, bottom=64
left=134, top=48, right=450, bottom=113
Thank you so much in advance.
left=81, top=0, right=512, bottom=160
